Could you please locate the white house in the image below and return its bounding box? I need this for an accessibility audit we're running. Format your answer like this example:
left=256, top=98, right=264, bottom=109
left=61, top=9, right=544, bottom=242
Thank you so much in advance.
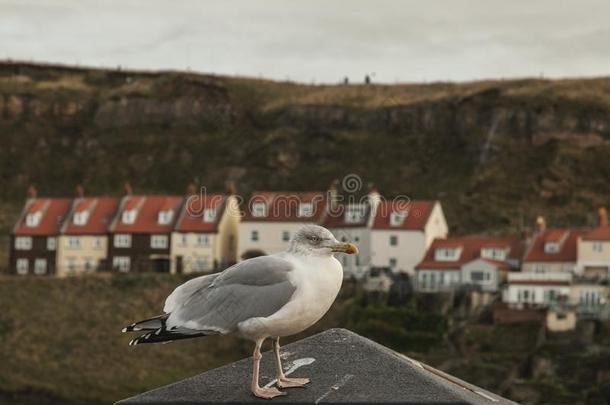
left=238, top=191, right=328, bottom=259
left=415, top=237, right=523, bottom=293
left=370, top=200, right=448, bottom=275
left=324, top=189, right=381, bottom=279
left=504, top=272, right=572, bottom=307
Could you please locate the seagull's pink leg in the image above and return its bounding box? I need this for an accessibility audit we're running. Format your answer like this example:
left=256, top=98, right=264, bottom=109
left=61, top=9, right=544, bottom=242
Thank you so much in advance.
left=251, top=338, right=286, bottom=399
left=273, top=337, right=310, bottom=388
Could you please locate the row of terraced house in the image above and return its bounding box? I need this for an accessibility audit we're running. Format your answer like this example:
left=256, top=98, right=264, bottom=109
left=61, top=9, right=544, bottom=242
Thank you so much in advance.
left=7, top=184, right=450, bottom=277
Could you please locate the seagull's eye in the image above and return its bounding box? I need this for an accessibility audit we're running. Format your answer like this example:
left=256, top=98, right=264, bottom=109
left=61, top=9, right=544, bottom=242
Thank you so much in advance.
left=308, top=235, right=321, bottom=243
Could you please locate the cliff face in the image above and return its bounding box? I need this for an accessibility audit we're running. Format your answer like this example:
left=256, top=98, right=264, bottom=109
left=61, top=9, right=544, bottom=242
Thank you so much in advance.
left=0, top=62, right=609, bottom=235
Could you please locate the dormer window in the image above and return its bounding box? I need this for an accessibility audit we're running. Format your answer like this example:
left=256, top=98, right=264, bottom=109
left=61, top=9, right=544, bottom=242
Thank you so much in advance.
left=122, top=209, right=137, bottom=224
left=158, top=210, right=173, bottom=225
left=252, top=203, right=267, bottom=218
left=390, top=211, right=407, bottom=227
left=435, top=247, right=461, bottom=261
left=73, top=211, right=89, bottom=226
left=345, top=206, right=365, bottom=224
left=544, top=242, right=560, bottom=253
left=203, top=208, right=217, bottom=223
left=26, top=211, right=42, bottom=227
left=481, top=247, right=507, bottom=261
left=298, top=203, right=314, bottom=218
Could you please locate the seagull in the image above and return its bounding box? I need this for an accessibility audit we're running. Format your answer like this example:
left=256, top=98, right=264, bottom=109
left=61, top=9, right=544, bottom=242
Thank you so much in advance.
left=122, top=225, right=357, bottom=399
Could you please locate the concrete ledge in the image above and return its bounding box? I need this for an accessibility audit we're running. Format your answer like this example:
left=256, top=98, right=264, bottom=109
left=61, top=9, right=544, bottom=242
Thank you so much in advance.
left=116, top=328, right=516, bottom=404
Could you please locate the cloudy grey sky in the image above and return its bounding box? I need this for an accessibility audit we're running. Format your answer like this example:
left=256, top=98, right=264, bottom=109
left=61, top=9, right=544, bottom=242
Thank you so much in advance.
left=1, top=0, right=609, bottom=83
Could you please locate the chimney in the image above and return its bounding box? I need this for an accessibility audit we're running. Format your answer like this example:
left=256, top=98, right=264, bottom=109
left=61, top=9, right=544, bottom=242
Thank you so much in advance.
left=186, top=183, right=197, bottom=196
left=535, top=216, right=546, bottom=233
left=225, top=180, right=237, bottom=195
left=76, top=185, right=85, bottom=198
left=124, top=182, right=133, bottom=196
left=328, top=179, right=340, bottom=211
left=598, top=207, right=608, bottom=227
left=27, top=185, right=37, bottom=199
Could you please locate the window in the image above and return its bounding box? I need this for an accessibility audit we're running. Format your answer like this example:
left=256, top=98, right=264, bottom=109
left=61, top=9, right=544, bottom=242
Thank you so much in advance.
left=83, top=258, right=93, bottom=273
left=481, top=247, right=507, bottom=261
left=122, top=209, right=137, bottom=224
left=345, top=206, right=365, bottom=224
left=16, top=258, right=28, bottom=275
left=298, top=203, right=313, bottom=218
left=113, top=256, right=130, bottom=272
left=67, top=236, right=81, bottom=249
left=251, top=230, right=259, bottom=242
left=114, top=234, right=131, bottom=248
left=15, top=236, right=32, bottom=250
left=544, top=242, right=559, bottom=253
left=535, top=264, right=545, bottom=273
left=196, top=234, right=210, bottom=246
left=471, top=271, right=490, bottom=282
left=390, top=211, right=406, bottom=226
left=180, top=234, right=188, bottom=246
left=47, top=237, right=56, bottom=251
left=34, top=259, right=47, bottom=275
left=94, top=237, right=103, bottom=249
left=73, top=211, right=89, bottom=226
left=420, top=273, right=428, bottom=289
left=282, top=231, right=290, bottom=242
left=158, top=210, right=174, bottom=225
left=194, top=257, right=209, bottom=272
left=66, top=257, right=76, bottom=274
left=434, top=248, right=460, bottom=261
left=389, top=258, right=397, bottom=268
left=593, top=242, right=603, bottom=252
left=389, top=235, right=398, bottom=246
left=151, top=235, right=168, bottom=249
left=252, top=203, right=267, bottom=217
left=26, top=211, right=41, bottom=227
left=203, top=208, right=217, bottom=223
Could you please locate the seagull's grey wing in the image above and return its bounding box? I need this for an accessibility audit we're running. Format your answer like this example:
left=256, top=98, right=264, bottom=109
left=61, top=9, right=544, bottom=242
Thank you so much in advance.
left=163, top=273, right=220, bottom=313
left=165, top=255, right=296, bottom=334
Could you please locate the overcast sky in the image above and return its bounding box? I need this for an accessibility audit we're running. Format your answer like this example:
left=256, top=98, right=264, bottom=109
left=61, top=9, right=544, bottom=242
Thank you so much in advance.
left=1, top=0, right=609, bottom=83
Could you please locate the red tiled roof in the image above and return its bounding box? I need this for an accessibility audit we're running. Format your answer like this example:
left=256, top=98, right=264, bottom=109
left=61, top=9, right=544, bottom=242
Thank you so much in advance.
left=524, top=229, right=587, bottom=263
left=582, top=226, right=610, bottom=241
left=416, top=236, right=522, bottom=270
left=372, top=200, right=436, bottom=231
left=242, top=191, right=327, bottom=223
left=111, top=195, right=183, bottom=233
left=62, top=197, right=120, bottom=235
left=13, top=198, right=72, bottom=236
left=174, top=194, right=227, bottom=233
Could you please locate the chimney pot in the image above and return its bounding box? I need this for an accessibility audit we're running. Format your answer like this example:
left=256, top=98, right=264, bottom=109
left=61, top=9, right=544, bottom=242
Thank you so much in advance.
left=76, top=185, right=85, bottom=198
left=536, top=216, right=546, bottom=233
left=225, top=180, right=237, bottom=195
left=599, top=207, right=608, bottom=227
left=186, top=183, right=197, bottom=196
left=27, top=185, right=37, bottom=199
left=124, top=182, right=133, bottom=196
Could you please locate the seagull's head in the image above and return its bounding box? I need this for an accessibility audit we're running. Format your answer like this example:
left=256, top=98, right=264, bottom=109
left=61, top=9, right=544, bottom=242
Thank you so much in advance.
left=288, top=225, right=358, bottom=256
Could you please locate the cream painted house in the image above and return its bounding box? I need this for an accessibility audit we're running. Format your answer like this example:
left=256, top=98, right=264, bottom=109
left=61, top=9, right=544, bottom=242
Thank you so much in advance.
left=576, top=208, right=610, bottom=279
left=170, top=194, right=240, bottom=274
left=56, top=197, right=119, bottom=276
left=238, top=191, right=328, bottom=260
left=370, top=200, right=448, bottom=275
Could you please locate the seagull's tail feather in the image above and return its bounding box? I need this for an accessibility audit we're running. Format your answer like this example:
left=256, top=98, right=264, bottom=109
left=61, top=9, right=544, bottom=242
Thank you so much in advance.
left=122, top=314, right=169, bottom=333
left=128, top=328, right=210, bottom=346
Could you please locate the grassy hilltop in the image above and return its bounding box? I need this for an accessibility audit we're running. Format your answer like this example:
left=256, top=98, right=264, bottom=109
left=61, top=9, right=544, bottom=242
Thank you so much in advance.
left=1, top=61, right=610, bottom=247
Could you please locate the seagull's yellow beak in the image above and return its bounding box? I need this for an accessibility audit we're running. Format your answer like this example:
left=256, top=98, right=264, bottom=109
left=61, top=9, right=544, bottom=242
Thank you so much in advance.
left=331, top=242, right=358, bottom=254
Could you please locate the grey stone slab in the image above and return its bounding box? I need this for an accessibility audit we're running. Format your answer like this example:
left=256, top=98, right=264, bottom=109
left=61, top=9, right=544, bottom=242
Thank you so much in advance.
left=116, top=328, right=517, bottom=404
